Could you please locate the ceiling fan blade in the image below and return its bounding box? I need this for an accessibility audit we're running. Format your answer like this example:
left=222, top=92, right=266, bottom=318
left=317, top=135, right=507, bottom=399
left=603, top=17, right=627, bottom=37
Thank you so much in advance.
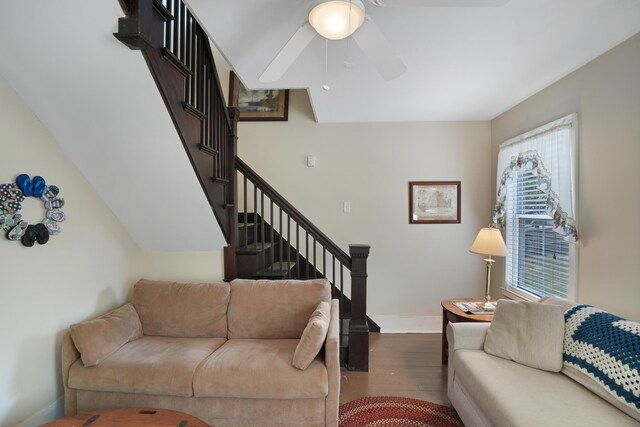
left=368, top=0, right=509, bottom=6
left=259, top=23, right=317, bottom=83
left=351, top=17, right=406, bottom=81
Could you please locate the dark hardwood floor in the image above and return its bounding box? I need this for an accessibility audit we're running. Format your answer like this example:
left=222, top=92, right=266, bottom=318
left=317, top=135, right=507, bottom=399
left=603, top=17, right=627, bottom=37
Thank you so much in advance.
left=339, top=333, right=449, bottom=405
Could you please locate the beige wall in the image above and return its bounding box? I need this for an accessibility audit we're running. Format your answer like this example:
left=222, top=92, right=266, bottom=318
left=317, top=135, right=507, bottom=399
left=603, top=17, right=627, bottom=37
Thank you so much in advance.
left=0, top=70, right=226, bottom=425
left=236, top=89, right=493, bottom=324
left=490, top=34, right=640, bottom=321
left=215, top=45, right=495, bottom=326
left=0, top=75, right=141, bottom=426
left=140, top=251, right=224, bottom=282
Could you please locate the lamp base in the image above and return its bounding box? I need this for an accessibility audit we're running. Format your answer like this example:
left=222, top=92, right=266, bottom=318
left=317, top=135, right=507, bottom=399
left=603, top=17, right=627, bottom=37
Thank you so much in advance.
left=479, top=300, right=496, bottom=311
left=480, top=257, right=496, bottom=312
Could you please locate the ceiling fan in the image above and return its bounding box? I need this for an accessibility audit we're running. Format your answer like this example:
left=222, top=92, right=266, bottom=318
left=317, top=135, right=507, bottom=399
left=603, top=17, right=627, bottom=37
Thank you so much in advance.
left=259, top=0, right=510, bottom=83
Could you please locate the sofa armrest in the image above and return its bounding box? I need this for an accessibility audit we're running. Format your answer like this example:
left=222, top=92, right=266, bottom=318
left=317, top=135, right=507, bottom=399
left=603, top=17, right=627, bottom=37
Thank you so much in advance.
left=61, top=331, right=80, bottom=415
left=447, top=322, right=490, bottom=353
left=324, top=299, right=340, bottom=427
left=446, top=322, right=491, bottom=401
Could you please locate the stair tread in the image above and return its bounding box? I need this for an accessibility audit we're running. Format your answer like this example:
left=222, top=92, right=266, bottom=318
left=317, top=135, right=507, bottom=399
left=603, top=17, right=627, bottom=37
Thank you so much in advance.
left=258, top=261, right=296, bottom=274
left=237, top=242, right=273, bottom=253
left=238, top=223, right=256, bottom=228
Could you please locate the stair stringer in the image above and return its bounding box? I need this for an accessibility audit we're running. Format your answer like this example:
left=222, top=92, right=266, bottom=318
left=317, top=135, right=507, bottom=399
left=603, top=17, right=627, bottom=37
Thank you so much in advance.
left=140, top=48, right=234, bottom=243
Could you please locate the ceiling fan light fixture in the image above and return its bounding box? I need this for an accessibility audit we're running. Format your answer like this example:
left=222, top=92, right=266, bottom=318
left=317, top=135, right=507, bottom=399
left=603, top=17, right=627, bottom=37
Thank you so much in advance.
left=308, top=0, right=366, bottom=41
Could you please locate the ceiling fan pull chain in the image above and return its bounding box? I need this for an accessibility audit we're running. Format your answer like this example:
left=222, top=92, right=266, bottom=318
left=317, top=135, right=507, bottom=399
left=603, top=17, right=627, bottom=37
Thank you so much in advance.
left=323, top=38, right=330, bottom=90
left=349, top=0, right=353, bottom=35
left=326, top=38, right=329, bottom=74
left=345, top=0, right=353, bottom=67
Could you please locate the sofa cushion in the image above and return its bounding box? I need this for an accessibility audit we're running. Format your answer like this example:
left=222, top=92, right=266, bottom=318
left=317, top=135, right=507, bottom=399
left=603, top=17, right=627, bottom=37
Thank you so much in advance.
left=228, top=279, right=331, bottom=339
left=70, top=303, right=142, bottom=367
left=563, top=304, right=640, bottom=421
left=293, top=301, right=330, bottom=370
left=193, top=339, right=328, bottom=399
left=132, top=279, right=230, bottom=337
left=69, top=336, right=226, bottom=397
left=452, top=349, right=640, bottom=427
left=484, top=299, right=564, bottom=372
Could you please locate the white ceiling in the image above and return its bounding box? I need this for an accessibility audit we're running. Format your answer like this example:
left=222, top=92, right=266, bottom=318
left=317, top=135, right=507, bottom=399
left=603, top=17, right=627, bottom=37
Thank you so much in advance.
left=0, top=1, right=637, bottom=252
left=188, top=0, right=640, bottom=123
left=0, top=1, right=226, bottom=251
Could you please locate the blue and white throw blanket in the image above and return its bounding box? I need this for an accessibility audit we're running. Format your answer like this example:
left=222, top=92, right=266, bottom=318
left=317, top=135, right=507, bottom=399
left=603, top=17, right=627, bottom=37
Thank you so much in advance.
left=563, top=304, right=640, bottom=414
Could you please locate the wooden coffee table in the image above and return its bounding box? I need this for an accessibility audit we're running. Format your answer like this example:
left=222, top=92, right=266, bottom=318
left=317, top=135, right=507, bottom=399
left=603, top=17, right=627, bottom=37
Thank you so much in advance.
left=441, top=298, right=494, bottom=364
left=41, top=408, right=210, bottom=427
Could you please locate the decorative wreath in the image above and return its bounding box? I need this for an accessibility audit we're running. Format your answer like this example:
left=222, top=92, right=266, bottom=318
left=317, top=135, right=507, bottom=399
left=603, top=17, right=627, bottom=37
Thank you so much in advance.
left=0, top=174, right=65, bottom=247
left=492, top=151, right=577, bottom=243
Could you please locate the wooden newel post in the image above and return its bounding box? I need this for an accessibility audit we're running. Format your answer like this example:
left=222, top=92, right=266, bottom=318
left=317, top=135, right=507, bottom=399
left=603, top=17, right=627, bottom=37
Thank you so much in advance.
left=348, top=244, right=370, bottom=372
left=224, top=107, right=239, bottom=281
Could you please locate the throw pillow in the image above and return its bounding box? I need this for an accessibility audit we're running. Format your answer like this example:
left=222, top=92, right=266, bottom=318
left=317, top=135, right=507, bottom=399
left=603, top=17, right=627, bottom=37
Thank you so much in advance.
left=484, top=299, right=565, bottom=372
left=539, top=295, right=577, bottom=313
left=70, top=303, right=143, bottom=367
left=563, top=305, right=640, bottom=422
left=292, top=300, right=331, bottom=370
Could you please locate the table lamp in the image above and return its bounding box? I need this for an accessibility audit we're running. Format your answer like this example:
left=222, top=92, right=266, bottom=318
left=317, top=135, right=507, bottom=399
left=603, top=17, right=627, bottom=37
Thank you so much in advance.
left=469, top=225, right=507, bottom=310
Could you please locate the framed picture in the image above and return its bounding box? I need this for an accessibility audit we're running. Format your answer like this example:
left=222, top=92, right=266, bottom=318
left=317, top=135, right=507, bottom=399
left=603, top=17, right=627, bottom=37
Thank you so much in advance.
left=409, top=181, right=461, bottom=224
left=228, top=71, right=289, bottom=121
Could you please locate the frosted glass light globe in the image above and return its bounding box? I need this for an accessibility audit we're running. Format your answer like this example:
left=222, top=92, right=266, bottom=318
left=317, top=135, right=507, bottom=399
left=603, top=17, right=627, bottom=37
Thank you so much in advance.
left=309, top=0, right=365, bottom=41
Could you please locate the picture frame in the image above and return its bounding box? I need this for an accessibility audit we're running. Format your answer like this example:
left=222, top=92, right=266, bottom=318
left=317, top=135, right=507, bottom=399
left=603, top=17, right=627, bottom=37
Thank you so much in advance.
left=409, top=181, right=461, bottom=224
left=228, top=71, right=289, bottom=121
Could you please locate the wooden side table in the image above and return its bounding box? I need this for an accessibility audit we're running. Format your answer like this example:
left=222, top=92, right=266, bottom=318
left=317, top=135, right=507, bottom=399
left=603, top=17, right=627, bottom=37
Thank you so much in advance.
left=41, top=408, right=210, bottom=427
left=441, top=298, right=494, bottom=364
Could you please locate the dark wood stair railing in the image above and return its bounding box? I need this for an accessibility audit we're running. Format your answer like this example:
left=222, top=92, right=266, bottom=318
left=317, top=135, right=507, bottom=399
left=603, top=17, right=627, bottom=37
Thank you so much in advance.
left=113, top=0, right=373, bottom=371
left=236, top=158, right=377, bottom=370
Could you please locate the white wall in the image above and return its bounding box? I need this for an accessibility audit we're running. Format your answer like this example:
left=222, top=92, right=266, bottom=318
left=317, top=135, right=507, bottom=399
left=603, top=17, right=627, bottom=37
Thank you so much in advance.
left=236, top=89, right=492, bottom=330
left=490, top=33, right=640, bottom=321
left=0, top=74, right=140, bottom=427
left=0, top=0, right=226, bottom=253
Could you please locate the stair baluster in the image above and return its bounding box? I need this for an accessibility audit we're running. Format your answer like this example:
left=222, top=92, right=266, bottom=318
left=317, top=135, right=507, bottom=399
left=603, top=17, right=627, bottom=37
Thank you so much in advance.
left=235, top=158, right=377, bottom=369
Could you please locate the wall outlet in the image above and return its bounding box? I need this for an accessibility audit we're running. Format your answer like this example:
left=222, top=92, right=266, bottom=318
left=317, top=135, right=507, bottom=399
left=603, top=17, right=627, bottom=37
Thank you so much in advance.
left=307, top=155, right=316, bottom=167
left=343, top=201, right=351, bottom=213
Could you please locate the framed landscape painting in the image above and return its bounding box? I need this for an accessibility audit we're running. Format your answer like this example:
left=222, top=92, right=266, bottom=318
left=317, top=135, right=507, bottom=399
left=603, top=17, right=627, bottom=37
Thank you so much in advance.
left=409, top=181, right=461, bottom=224
left=229, top=71, right=289, bottom=121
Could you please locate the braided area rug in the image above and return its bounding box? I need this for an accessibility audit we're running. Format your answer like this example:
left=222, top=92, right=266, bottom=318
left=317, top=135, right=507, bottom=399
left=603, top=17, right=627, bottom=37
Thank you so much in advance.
left=339, top=396, right=464, bottom=427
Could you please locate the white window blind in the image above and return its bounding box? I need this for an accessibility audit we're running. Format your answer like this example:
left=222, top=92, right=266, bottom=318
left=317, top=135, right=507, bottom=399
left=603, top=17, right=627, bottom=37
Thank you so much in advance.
left=497, top=113, right=578, bottom=300
left=505, top=170, right=571, bottom=298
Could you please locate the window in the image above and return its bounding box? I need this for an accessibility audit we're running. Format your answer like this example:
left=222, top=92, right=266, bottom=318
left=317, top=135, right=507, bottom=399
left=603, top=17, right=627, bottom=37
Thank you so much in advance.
left=495, top=114, right=578, bottom=301
left=504, top=169, right=571, bottom=298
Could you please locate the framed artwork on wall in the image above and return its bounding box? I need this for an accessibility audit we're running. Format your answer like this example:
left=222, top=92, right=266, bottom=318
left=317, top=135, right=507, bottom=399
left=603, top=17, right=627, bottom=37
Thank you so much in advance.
left=228, top=71, right=289, bottom=121
left=409, top=181, right=461, bottom=224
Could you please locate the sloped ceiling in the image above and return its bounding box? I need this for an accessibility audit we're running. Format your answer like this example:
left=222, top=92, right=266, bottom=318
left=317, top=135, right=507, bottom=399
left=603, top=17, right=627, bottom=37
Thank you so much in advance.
left=188, top=0, right=640, bottom=122
left=0, top=1, right=226, bottom=251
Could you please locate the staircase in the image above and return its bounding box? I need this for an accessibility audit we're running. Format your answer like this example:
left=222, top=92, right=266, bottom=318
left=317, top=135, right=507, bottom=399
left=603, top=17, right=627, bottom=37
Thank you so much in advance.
left=114, top=0, right=375, bottom=371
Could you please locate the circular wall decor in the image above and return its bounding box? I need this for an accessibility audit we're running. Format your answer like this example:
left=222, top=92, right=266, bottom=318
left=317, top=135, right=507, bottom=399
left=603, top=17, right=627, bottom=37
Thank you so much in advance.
left=0, top=174, right=66, bottom=247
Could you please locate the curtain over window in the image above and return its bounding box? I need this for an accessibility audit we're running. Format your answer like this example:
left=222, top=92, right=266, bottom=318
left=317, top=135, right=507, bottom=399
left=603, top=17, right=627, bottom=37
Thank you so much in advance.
left=494, top=114, right=578, bottom=299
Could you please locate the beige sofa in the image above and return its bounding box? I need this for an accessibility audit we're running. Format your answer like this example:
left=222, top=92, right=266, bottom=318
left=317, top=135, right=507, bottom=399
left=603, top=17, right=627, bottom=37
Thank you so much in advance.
left=446, top=301, right=640, bottom=427
left=62, top=278, right=340, bottom=427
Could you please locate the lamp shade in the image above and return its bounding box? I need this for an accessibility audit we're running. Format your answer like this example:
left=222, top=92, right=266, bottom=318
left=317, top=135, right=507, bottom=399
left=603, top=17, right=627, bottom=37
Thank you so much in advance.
left=308, top=0, right=366, bottom=40
left=469, top=227, right=507, bottom=257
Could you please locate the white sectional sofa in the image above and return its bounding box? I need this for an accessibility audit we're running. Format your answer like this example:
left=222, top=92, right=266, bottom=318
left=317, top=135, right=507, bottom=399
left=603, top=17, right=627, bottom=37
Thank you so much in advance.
left=446, top=300, right=640, bottom=427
